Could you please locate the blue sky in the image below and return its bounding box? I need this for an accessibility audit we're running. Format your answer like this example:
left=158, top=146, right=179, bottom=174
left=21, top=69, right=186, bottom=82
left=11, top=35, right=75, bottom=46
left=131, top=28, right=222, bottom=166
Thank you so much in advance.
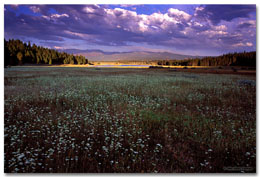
left=4, top=4, right=256, bottom=56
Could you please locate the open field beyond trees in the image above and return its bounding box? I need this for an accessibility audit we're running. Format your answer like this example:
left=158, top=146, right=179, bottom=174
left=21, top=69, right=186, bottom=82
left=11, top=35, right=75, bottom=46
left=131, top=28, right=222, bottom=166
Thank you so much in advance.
left=4, top=67, right=256, bottom=173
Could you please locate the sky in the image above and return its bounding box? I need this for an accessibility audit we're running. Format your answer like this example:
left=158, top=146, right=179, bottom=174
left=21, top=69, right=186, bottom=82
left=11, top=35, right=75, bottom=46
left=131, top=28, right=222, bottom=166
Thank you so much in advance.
left=4, top=4, right=256, bottom=56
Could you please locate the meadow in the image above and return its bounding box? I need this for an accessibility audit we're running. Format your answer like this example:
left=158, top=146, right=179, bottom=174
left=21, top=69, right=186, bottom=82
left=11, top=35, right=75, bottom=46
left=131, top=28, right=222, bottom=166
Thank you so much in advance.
left=4, top=67, right=256, bottom=173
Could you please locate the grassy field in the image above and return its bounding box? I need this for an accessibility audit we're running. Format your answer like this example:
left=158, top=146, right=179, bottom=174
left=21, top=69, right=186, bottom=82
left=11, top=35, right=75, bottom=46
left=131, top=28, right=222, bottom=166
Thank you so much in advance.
left=4, top=67, right=256, bottom=173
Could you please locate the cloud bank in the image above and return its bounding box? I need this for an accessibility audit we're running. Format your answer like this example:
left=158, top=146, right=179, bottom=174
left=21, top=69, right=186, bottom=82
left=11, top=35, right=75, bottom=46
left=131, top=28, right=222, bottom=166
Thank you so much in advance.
left=4, top=4, right=256, bottom=55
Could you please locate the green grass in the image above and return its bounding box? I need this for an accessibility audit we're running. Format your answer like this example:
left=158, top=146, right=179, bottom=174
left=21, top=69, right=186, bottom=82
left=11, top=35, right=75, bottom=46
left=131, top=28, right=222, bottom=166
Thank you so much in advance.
left=4, top=67, right=256, bottom=173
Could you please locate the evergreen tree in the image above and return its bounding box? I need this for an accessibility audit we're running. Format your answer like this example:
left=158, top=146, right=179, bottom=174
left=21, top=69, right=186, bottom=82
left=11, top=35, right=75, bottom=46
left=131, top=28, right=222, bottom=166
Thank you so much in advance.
left=16, top=52, right=23, bottom=65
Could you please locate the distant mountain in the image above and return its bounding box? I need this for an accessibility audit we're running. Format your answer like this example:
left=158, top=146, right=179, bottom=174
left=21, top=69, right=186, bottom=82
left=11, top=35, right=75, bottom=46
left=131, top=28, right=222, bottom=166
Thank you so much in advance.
left=60, top=49, right=203, bottom=61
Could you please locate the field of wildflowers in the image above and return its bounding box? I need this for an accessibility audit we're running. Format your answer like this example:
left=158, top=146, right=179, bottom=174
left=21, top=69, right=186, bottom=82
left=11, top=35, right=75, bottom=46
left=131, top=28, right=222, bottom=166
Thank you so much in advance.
left=4, top=67, right=256, bottom=173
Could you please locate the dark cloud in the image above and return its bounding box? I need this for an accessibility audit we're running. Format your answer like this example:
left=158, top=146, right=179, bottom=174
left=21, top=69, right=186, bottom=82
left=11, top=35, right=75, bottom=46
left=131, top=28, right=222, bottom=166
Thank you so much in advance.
left=5, top=10, right=65, bottom=41
left=5, top=5, right=193, bottom=44
left=195, top=5, right=256, bottom=25
left=4, top=4, right=256, bottom=54
left=237, top=22, right=253, bottom=29
left=219, top=35, right=243, bottom=45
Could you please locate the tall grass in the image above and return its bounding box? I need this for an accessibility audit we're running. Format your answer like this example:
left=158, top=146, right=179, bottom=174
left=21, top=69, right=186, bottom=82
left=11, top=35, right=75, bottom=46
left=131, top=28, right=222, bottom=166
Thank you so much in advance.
left=4, top=67, right=256, bottom=173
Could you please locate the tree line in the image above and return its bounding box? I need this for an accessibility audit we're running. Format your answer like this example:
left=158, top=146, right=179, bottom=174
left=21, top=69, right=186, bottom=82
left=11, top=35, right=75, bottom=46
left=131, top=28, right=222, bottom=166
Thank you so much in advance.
left=4, top=39, right=88, bottom=66
left=4, top=39, right=256, bottom=67
left=157, top=51, right=256, bottom=67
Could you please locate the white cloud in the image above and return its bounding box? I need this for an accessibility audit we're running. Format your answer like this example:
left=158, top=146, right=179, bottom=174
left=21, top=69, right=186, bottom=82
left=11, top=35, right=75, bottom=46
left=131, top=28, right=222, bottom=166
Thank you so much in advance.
left=64, top=30, right=87, bottom=38
left=42, top=13, right=69, bottom=21
left=120, top=4, right=139, bottom=8
left=201, top=30, right=228, bottom=37
left=113, top=8, right=137, bottom=17
left=246, top=42, right=253, bottom=47
left=214, top=25, right=227, bottom=31
left=100, top=7, right=191, bottom=33
left=232, top=42, right=253, bottom=47
left=83, top=7, right=95, bottom=13
left=42, top=15, right=50, bottom=20
left=194, top=22, right=203, bottom=27
left=29, top=5, right=255, bottom=51
left=194, top=6, right=204, bottom=17
left=168, top=8, right=191, bottom=21
left=51, top=14, right=69, bottom=18
left=138, top=21, right=148, bottom=32
left=30, top=6, right=41, bottom=13
left=54, top=46, right=63, bottom=49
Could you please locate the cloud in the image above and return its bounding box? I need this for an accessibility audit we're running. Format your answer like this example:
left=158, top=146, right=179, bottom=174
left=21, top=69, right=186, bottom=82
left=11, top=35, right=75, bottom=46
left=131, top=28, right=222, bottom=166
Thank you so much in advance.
left=4, top=4, right=256, bottom=54
left=42, top=13, right=69, bottom=21
left=83, top=6, right=98, bottom=13
left=51, top=13, right=69, bottom=18
left=4, top=9, right=66, bottom=41
left=168, top=8, right=191, bottom=21
left=232, top=42, right=253, bottom=47
left=237, top=20, right=256, bottom=29
left=10, top=5, right=19, bottom=9
left=120, top=4, right=139, bottom=8
left=27, top=5, right=50, bottom=15
left=194, top=5, right=256, bottom=25
left=54, top=46, right=63, bottom=49
left=29, top=6, right=41, bottom=13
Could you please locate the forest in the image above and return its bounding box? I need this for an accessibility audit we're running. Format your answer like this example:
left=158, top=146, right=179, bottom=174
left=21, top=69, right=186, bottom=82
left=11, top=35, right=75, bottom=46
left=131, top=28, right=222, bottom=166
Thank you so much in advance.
left=4, top=39, right=256, bottom=67
left=4, top=39, right=88, bottom=66
left=157, top=51, right=256, bottom=67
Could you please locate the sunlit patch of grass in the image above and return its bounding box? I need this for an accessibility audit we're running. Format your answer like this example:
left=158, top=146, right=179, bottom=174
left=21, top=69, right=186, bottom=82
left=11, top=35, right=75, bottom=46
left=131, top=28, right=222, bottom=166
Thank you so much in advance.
left=4, top=67, right=256, bottom=173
